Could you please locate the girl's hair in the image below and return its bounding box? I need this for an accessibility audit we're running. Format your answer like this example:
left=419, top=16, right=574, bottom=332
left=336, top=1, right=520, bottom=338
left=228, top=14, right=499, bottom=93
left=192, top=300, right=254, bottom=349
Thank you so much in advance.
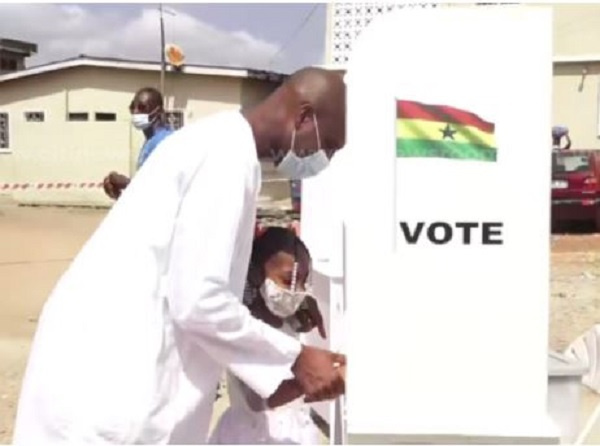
left=250, top=226, right=311, bottom=268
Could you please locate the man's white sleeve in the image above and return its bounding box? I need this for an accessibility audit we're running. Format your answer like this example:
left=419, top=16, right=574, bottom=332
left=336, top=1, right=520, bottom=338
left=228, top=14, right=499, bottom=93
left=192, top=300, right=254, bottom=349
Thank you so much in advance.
left=166, top=156, right=302, bottom=399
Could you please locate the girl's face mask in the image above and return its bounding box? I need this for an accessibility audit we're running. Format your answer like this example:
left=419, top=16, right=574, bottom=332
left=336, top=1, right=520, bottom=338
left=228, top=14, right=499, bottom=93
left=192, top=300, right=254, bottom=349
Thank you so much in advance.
left=260, top=278, right=311, bottom=319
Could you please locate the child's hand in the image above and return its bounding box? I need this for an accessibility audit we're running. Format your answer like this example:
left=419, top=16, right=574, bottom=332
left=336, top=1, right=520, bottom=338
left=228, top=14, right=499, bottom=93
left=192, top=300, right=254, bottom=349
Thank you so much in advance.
left=294, top=296, right=326, bottom=339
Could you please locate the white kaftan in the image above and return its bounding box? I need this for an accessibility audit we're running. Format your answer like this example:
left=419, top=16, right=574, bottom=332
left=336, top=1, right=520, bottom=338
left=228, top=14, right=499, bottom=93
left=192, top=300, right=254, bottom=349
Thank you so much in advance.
left=12, top=111, right=302, bottom=444
left=210, top=326, right=320, bottom=445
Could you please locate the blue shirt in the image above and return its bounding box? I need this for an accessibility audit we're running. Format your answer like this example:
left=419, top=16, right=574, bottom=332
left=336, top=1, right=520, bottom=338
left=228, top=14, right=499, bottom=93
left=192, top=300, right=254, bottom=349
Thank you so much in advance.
left=136, top=126, right=174, bottom=170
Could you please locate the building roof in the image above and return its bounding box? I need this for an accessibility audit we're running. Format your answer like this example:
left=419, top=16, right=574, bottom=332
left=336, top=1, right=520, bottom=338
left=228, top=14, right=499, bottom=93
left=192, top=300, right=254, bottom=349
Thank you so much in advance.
left=554, top=54, right=600, bottom=64
left=0, top=38, right=38, bottom=56
left=0, top=54, right=286, bottom=84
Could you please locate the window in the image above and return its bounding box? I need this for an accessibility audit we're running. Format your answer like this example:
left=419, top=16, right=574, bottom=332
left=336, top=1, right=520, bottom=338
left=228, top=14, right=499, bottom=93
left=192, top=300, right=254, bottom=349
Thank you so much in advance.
left=95, top=112, right=117, bottom=122
left=0, top=113, right=9, bottom=150
left=165, top=111, right=184, bottom=130
left=0, top=59, right=17, bottom=71
left=25, top=111, right=45, bottom=122
left=552, top=153, right=591, bottom=174
left=68, top=112, right=89, bottom=121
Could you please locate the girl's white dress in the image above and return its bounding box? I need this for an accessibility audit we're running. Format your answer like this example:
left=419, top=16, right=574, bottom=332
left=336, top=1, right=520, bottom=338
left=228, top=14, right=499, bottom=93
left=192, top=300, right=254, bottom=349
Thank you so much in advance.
left=209, top=326, right=321, bottom=445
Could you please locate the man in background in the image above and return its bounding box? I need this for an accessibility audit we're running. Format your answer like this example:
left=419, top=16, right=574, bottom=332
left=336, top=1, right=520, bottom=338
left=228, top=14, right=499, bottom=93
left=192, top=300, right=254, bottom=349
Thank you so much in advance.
left=103, top=87, right=174, bottom=199
left=552, top=125, right=572, bottom=150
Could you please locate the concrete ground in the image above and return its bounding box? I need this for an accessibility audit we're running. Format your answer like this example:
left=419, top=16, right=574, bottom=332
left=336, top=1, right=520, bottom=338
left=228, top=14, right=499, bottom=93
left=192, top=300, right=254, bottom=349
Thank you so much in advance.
left=1, top=204, right=600, bottom=443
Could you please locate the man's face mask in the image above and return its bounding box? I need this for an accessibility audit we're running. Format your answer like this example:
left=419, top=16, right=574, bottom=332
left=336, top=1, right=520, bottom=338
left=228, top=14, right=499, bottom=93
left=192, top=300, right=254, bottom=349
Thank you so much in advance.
left=131, top=107, right=158, bottom=131
left=276, top=114, right=330, bottom=180
left=260, top=261, right=311, bottom=318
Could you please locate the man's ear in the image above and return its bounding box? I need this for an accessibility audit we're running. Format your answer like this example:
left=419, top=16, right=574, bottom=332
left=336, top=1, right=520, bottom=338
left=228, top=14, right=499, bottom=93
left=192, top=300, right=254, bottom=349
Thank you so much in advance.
left=294, top=102, right=314, bottom=130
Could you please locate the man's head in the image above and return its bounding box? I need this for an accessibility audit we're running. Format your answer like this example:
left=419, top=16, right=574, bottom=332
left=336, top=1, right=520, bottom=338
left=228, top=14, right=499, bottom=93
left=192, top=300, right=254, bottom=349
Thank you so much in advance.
left=244, top=67, right=346, bottom=180
left=129, top=87, right=165, bottom=132
left=552, top=125, right=569, bottom=147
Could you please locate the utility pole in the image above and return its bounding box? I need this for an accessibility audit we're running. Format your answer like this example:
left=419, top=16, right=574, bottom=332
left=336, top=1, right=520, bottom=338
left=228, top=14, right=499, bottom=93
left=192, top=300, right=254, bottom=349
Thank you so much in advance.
left=159, top=3, right=166, bottom=96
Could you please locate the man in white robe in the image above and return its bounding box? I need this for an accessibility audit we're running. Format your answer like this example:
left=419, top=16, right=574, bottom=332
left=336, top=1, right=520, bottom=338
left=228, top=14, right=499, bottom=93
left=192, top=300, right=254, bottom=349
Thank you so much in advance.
left=12, top=68, right=346, bottom=444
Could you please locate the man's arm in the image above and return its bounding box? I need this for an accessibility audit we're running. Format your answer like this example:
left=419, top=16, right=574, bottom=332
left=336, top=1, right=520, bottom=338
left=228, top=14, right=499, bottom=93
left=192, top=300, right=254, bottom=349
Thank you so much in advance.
left=563, top=134, right=572, bottom=150
left=166, top=152, right=303, bottom=399
left=266, top=379, right=304, bottom=409
left=232, top=375, right=303, bottom=411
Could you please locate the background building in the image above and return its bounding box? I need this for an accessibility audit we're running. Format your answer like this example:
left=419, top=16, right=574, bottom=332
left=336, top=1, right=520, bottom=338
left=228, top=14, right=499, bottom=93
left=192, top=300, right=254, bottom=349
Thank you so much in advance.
left=0, top=55, right=289, bottom=206
left=552, top=3, right=600, bottom=149
left=0, top=38, right=37, bottom=74
left=4, top=3, right=600, bottom=208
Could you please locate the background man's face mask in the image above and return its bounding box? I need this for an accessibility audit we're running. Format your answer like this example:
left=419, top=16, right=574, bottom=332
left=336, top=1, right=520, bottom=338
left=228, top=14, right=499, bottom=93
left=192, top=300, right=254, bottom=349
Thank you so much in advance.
left=131, top=107, right=158, bottom=131
left=276, top=114, right=329, bottom=180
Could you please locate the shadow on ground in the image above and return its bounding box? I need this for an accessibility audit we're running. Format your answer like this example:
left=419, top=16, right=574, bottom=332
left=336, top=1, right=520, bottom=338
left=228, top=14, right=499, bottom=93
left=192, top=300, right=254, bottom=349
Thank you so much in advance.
left=552, top=221, right=599, bottom=236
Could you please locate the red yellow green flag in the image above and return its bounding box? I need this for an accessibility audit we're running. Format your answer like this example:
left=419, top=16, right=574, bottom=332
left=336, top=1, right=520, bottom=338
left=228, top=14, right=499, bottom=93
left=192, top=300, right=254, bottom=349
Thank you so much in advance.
left=396, top=100, right=497, bottom=162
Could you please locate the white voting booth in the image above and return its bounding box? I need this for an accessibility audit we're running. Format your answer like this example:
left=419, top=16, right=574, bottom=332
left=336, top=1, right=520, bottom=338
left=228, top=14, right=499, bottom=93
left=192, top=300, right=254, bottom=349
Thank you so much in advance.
left=303, top=5, right=560, bottom=444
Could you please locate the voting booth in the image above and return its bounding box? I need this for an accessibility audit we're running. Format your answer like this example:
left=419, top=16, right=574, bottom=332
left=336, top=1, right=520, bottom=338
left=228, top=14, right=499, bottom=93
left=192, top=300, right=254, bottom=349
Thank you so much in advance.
left=303, top=5, right=560, bottom=444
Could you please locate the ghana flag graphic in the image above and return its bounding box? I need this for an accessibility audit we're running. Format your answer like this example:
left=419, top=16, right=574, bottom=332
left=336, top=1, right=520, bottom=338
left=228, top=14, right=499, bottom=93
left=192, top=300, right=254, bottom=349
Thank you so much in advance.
left=396, top=100, right=497, bottom=162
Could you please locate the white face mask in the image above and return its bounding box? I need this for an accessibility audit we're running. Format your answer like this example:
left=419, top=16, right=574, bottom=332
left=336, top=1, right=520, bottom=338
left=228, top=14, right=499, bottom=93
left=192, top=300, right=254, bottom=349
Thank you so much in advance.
left=261, top=278, right=310, bottom=319
left=132, top=114, right=152, bottom=130
left=131, top=107, right=159, bottom=131
left=276, top=114, right=330, bottom=180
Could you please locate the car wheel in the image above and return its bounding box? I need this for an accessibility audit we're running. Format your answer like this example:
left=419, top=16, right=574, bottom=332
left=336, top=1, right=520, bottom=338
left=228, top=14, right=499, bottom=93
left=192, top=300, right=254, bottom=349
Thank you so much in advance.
left=596, top=208, right=600, bottom=233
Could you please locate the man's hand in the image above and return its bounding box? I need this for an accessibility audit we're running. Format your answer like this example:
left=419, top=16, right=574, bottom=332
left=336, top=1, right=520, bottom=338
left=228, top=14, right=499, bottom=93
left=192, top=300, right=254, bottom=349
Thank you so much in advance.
left=305, top=362, right=345, bottom=403
left=292, top=345, right=346, bottom=403
left=103, top=172, right=130, bottom=200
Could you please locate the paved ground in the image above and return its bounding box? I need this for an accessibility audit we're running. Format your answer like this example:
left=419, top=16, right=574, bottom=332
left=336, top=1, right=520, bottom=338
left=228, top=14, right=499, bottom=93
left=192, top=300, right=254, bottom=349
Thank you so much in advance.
left=1, top=205, right=600, bottom=443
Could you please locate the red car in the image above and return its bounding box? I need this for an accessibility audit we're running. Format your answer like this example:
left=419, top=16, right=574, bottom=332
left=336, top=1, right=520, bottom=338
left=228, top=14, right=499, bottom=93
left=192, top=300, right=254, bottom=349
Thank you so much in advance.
left=552, top=149, right=600, bottom=231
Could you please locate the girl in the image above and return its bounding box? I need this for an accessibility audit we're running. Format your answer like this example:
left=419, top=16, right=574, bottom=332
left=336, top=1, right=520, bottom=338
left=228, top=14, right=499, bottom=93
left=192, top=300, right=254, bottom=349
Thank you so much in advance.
left=210, top=227, right=324, bottom=445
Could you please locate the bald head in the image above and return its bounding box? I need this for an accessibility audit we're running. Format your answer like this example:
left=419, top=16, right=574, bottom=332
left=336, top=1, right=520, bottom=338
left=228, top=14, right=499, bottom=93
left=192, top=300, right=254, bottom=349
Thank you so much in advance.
left=244, top=67, right=346, bottom=165
left=284, top=67, right=345, bottom=113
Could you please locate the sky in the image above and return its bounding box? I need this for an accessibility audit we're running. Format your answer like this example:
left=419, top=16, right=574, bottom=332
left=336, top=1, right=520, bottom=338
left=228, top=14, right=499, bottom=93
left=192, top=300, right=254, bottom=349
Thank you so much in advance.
left=0, top=3, right=328, bottom=74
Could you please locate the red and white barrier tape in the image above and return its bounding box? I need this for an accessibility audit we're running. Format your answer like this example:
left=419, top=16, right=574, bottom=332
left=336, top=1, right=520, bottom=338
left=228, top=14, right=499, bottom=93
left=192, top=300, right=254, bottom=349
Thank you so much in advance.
left=2, top=178, right=292, bottom=191
left=1, top=182, right=104, bottom=190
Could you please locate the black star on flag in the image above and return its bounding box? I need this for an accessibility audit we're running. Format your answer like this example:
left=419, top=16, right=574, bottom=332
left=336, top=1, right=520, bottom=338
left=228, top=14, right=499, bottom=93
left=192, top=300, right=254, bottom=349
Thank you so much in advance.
left=439, top=123, right=457, bottom=140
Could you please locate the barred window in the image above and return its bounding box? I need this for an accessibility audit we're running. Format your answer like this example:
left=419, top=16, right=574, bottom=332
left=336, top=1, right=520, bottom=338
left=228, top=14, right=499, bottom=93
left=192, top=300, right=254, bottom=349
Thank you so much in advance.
left=0, top=59, right=17, bottom=71
left=0, top=113, right=9, bottom=149
left=25, top=111, right=45, bottom=122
